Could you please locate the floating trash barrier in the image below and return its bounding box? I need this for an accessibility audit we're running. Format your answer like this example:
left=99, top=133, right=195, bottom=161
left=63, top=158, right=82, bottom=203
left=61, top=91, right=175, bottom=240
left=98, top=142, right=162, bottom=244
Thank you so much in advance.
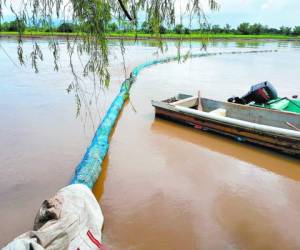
left=70, top=49, right=277, bottom=189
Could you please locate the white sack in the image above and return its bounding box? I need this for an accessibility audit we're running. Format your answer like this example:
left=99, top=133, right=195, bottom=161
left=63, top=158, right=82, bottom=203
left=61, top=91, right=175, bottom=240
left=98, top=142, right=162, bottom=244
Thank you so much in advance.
left=3, top=184, right=105, bottom=250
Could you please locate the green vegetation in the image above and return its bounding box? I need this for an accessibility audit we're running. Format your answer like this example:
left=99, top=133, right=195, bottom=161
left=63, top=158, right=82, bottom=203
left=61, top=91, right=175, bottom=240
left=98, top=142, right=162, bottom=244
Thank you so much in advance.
left=0, top=31, right=75, bottom=36
left=107, top=32, right=300, bottom=40
left=112, top=20, right=300, bottom=37
left=57, top=23, right=76, bottom=33
left=0, top=19, right=26, bottom=32
left=0, top=0, right=297, bottom=108
left=0, top=0, right=219, bottom=114
left=0, top=0, right=219, bottom=67
left=1, top=30, right=299, bottom=41
left=0, top=0, right=298, bottom=114
left=1, top=20, right=300, bottom=40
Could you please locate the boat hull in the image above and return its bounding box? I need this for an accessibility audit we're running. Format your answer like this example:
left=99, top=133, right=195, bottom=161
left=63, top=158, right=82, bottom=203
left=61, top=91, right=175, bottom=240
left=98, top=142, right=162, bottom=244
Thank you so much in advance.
left=152, top=97, right=300, bottom=157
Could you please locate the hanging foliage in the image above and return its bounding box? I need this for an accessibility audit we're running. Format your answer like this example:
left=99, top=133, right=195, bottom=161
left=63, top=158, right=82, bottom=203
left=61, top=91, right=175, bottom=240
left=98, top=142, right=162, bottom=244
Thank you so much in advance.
left=0, top=0, right=219, bottom=114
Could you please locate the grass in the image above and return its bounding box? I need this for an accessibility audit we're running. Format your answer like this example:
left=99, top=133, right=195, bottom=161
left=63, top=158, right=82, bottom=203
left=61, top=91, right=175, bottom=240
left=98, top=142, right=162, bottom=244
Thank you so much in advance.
left=0, top=31, right=76, bottom=36
left=108, top=32, right=300, bottom=40
left=1, top=30, right=300, bottom=40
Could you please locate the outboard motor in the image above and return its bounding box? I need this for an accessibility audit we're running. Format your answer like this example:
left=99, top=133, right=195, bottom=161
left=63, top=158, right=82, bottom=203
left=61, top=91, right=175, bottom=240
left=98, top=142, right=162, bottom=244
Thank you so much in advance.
left=228, top=81, right=278, bottom=105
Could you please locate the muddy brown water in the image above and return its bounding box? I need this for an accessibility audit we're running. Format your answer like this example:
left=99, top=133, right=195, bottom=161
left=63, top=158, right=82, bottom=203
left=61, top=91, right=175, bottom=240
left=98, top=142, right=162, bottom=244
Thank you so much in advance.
left=1, top=39, right=300, bottom=249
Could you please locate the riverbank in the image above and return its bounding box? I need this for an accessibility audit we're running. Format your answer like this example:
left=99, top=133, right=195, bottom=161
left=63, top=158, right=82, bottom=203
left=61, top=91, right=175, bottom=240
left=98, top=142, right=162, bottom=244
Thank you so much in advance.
left=108, top=32, right=300, bottom=41
left=1, top=31, right=300, bottom=41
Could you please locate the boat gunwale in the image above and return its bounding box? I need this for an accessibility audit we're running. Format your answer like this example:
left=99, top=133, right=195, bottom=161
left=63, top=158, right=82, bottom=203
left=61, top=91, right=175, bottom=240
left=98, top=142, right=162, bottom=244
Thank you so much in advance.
left=151, top=98, right=300, bottom=140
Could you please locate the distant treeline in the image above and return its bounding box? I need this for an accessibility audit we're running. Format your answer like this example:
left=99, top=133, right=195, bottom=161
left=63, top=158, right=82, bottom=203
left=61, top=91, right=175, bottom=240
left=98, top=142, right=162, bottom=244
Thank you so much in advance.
left=137, top=22, right=300, bottom=36
left=0, top=21, right=77, bottom=33
left=1, top=19, right=300, bottom=36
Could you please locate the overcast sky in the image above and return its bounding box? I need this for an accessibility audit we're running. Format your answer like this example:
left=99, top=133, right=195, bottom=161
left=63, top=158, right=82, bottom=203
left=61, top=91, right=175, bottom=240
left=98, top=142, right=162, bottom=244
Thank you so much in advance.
left=2, top=0, right=300, bottom=28
left=206, top=0, right=300, bottom=28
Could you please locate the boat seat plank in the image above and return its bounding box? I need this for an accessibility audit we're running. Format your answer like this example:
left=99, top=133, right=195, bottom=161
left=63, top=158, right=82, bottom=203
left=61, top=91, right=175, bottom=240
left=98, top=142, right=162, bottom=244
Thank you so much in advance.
left=209, top=108, right=227, bottom=117
left=170, top=96, right=198, bottom=107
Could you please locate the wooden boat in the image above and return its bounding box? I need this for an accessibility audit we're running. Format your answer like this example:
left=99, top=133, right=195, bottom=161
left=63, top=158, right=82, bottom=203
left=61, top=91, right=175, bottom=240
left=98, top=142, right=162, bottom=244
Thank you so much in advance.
left=152, top=94, right=300, bottom=157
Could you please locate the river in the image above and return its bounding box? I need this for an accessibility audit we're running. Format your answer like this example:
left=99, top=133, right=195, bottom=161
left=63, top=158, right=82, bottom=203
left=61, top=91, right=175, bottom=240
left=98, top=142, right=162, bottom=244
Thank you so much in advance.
left=0, top=38, right=300, bottom=249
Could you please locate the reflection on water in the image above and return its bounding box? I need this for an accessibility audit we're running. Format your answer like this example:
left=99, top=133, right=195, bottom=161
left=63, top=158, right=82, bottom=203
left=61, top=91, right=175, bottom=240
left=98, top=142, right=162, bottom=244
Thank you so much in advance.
left=151, top=119, right=300, bottom=182
left=1, top=38, right=300, bottom=248
left=124, top=39, right=300, bottom=50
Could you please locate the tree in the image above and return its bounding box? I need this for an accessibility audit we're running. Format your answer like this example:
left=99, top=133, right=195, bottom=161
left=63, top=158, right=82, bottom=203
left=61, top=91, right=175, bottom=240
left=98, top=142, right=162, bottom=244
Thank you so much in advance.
left=11, top=19, right=26, bottom=32
left=279, top=26, right=291, bottom=35
left=0, top=22, right=10, bottom=31
left=141, top=21, right=151, bottom=33
left=57, top=23, right=75, bottom=33
left=159, top=25, right=167, bottom=34
left=0, top=19, right=26, bottom=32
left=211, top=24, right=222, bottom=33
left=184, top=28, right=190, bottom=34
left=108, top=23, right=118, bottom=32
left=261, top=25, right=269, bottom=34
left=174, top=24, right=184, bottom=34
left=122, top=22, right=134, bottom=32
left=223, top=24, right=231, bottom=33
left=199, top=23, right=211, bottom=33
left=293, top=26, right=300, bottom=36
left=0, top=0, right=219, bottom=108
left=249, top=23, right=263, bottom=35
left=237, top=23, right=251, bottom=35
